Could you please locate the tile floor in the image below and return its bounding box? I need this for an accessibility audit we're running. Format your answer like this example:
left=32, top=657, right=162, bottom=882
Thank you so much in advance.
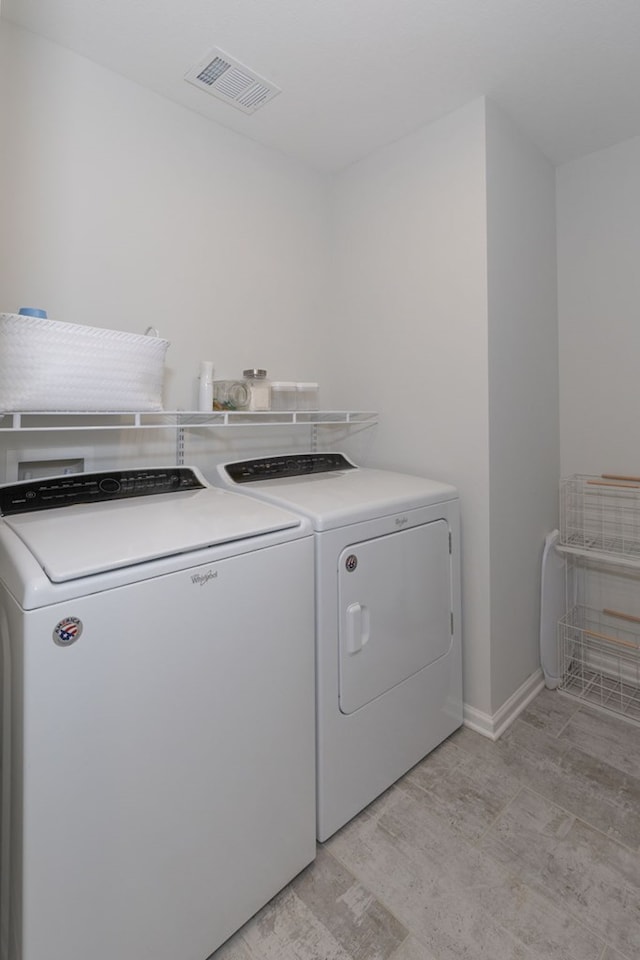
left=213, top=689, right=640, bottom=960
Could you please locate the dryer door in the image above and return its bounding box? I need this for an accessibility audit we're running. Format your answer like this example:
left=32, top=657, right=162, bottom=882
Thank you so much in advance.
left=338, top=520, right=451, bottom=714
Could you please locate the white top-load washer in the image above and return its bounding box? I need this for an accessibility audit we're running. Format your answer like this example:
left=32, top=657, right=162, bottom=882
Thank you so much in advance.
left=214, top=453, right=462, bottom=841
left=0, top=467, right=315, bottom=960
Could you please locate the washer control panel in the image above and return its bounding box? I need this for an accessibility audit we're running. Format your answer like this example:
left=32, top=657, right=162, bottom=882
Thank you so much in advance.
left=0, top=468, right=204, bottom=515
left=224, top=452, right=356, bottom=484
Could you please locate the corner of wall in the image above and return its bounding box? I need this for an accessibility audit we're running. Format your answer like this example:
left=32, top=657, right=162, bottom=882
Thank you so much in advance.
left=484, top=102, right=559, bottom=716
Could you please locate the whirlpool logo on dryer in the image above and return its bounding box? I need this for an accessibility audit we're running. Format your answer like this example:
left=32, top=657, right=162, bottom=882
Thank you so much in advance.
left=191, top=569, right=218, bottom=586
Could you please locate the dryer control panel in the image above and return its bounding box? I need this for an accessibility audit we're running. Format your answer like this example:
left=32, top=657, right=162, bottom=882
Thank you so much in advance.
left=224, top=452, right=356, bottom=483
left=0, top=468, right=205, bottom=515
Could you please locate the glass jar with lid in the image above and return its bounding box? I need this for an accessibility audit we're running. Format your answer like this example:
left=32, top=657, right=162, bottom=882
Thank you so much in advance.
left=212, top=380, right=250, bottom=410
left=242, top=368, right=271, bottom=411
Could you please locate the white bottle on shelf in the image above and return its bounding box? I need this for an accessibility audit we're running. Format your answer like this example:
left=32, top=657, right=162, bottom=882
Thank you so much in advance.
left=198, top=361, right=214, bottom=411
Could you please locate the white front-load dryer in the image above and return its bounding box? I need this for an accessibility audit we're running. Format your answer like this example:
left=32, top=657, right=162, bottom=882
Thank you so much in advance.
left=214, top=453, right=462, bottom=840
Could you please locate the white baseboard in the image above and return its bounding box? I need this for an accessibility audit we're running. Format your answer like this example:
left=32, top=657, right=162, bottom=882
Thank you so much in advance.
left=463, top=668, right=545, bottom=741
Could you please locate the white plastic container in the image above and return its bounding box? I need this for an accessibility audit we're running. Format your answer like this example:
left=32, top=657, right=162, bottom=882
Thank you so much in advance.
left=296, top=382, right=319, bottom=411
left=271, top=381, right=297, bottom=411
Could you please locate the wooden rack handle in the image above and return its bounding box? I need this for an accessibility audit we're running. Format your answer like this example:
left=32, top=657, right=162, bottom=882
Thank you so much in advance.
left=583, top=629, right=639, bottom=651
left=586, top=479, right=640, bottom=489
left=603, top=608, right=640, bottom=624
left=602, top=473, right=640, bottom=483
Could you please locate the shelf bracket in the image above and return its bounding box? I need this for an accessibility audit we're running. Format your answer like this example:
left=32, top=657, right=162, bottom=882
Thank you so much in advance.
left=176, top=426, right=185, bottom=466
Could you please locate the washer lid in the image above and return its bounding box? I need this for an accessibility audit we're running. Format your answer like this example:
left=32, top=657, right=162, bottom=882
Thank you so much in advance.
left=2, top=486, right=301, bottom=582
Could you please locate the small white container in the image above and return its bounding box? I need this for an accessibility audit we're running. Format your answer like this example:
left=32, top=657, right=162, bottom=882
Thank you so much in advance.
left=271, top=381, right=298, bottom=411
left=296, top=382, right=319, bottom=411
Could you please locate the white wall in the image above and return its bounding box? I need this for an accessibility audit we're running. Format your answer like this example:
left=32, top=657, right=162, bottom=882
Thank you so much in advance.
left=326, top=99, right=559, bottom=718
left=557, top=134, right=640, bottom=476
left=1, top=21, right=561, bottom=721
left=485, top=100, right=558, bottom=712
left=0, top=21, right=328, bottom=411
left=326, top=100, right=494, bottom=713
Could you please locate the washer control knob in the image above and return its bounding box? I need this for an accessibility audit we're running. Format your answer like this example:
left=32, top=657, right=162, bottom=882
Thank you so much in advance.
left=99, top=477, right=121, bottom=494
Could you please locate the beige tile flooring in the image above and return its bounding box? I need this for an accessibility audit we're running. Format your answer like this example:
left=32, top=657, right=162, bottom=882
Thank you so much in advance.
left=213, top=689, right=640, bottom=960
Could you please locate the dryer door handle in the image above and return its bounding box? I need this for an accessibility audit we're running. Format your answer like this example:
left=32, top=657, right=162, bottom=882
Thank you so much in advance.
left=345, top=602, right=370, bottom=654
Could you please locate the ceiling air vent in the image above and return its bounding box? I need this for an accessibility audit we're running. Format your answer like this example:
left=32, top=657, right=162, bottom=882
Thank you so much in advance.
left=185, top=47, right=281, bottom=114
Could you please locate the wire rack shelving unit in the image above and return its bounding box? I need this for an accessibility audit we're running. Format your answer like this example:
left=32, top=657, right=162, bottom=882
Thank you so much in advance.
left=558, top=473, right=640, bottom=724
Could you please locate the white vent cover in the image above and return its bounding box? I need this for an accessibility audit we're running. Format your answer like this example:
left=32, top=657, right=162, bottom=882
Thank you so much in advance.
left=185, top=47, right=281, bottom=114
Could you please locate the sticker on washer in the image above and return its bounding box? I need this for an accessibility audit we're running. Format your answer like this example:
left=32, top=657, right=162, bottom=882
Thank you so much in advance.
left=53, top=617, right=83, bottom=646
left=345, top=554, right=358, bottom=572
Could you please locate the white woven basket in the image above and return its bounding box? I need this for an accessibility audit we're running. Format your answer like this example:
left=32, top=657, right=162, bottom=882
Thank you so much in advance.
left=0, top=313, right=169, bottom=412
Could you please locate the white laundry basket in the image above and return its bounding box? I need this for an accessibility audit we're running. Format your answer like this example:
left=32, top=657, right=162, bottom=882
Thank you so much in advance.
left=0, top=313, right=169, bottom=412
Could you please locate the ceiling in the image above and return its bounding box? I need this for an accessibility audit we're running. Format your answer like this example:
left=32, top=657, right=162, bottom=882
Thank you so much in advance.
left=3, top=0, right=640, bottom=172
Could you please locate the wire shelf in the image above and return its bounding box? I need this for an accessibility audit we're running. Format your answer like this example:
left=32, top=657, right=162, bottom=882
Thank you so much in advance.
left=0, top=410, right=378, bottom=433
left=560, top=474, right=640, bottom=559
left=558, top=605, right=640, bottom=725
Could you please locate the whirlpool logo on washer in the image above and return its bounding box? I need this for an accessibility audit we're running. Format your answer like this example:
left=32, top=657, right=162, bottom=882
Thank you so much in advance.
left=191, top=569, right=218, bottom=586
